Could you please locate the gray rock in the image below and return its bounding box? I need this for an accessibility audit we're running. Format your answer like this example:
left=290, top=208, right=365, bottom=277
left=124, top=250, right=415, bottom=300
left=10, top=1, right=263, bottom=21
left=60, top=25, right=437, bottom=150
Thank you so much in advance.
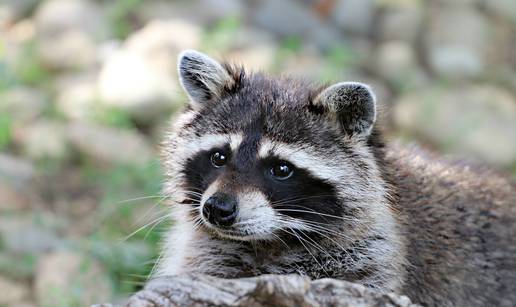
left=0, top=182, right=29, bottom=211
left=251, top=0, right=342, bottom=49
left=34, top=0, right=108, bottom=40
left=0, top=215, right=61, bottom=253
left=332, top=0, right=375, bottom=36
left=136, top=0, right=244, bottom=26
left=67, top=122, right=154, bottom=166
left=378, top=1, right=423, bottom=43
left=0, top=276, right=30, bottom=306
left=35, top=251, right=113, bottom=306
left=97, top=274, right=416, bottom=307
left=394, top=85, right=516, bottom=166
left=37, top=29, right=98, bottom=71
left=0, top=154, right=35, bottom=189
left=374, top=41, right=421, bottom=87
left=481, top=0, right=516, bottom=24
left=196, top=0, right=245, bottom=24
left=425, top=6, right=489, bottom=79
left=0, top=87, right=47, bottom=123
left=0, top=0, right=39, bottom=23
left=17, top=120, right=70, bottom=161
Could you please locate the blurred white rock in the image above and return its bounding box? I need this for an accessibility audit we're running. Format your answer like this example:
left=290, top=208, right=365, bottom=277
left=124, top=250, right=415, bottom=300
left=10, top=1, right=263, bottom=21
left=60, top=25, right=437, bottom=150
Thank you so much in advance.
left=98, top=49, right=179, bottom=121
left=281, top=53, right=326, bottom=78
left=35, top=251, right=112, bottom=306
left=227, top=45, right=276, bottom=71
left=34, top=0, right=108, bottom=40
left=125, top=19, right=201, bottom=54
left=37, top=29, right=98, bottom=71
left=34, top=0, right=109, bottom=70
left=55, top=74, right=99, bottom=121
left=98, top=20, right=201, bottom=121
left=394, top=85, right=516, bottom=166
left=67, top=122, right=154, bottom=166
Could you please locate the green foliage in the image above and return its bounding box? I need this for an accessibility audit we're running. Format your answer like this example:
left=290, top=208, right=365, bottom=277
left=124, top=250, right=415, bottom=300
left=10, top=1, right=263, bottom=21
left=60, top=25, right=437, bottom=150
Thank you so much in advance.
left=0, top=113, right=12, bottom=151
left=94, top=106, right=135, bottom=129
left=13, top=41, right=50, bottom=87
left=282, top=36, right=303, bottom=53
left=320, top=44, right=357, bottom=81
left=107, top=0, right=144, bottom=39
left=81, top=161, right=165, bottom=293
left=0, top=252, right=36, bottom=280
left=202, top=16, right=241, bottom=52
left=272, top=35, right=304, bottom=73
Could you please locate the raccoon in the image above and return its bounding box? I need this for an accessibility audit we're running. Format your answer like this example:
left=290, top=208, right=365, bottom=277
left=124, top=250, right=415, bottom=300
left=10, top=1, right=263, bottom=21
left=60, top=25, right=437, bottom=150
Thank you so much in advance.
left=156, top=50, right=516, bottom=306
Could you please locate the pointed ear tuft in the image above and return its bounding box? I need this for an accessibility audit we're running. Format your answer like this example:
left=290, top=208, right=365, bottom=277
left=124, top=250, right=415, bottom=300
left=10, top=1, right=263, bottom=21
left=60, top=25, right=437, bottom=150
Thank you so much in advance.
left=313, top=82, right=377, bottom=137
left=177, top=50, right=234, bottom=107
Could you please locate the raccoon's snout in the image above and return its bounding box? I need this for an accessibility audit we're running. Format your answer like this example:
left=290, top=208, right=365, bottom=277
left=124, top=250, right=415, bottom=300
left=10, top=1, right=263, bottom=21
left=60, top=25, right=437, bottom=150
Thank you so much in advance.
left=202, top=193, right=238, bottom=227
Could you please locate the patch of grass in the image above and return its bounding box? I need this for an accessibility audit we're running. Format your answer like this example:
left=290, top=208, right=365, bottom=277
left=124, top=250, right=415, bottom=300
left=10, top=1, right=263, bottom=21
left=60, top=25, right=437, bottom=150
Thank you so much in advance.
left=202, top=16, right=242, bottom=52
left=272, top=35, right=304, bottom=73
left=321, top=44, right=357, bottom=81
left=0, top=113, right=12, bottom=151
left=95, top=106, right=135, bottom=129
left=0, top=252, right=37, bottom=280
left=81, top=161, right=165, bottom=293
left=281, top=36, right=303, bottom=53
left=107, top=0, right=144, bottom=39
left=14, top=41, right=51, bottom=87
left=0, top=63, right=16, bottom=92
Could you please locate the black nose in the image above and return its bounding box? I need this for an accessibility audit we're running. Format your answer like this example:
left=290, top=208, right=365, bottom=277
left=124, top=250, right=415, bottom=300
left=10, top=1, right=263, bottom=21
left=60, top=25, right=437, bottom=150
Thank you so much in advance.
left=202, top=193, right=237, bottom=226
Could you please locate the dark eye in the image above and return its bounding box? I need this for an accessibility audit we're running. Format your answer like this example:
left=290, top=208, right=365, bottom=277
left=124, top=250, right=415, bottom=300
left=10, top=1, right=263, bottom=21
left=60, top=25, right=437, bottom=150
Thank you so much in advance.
left=270, top=162, right=294, bottom=180
left=210, top=151, right=227, bottom=168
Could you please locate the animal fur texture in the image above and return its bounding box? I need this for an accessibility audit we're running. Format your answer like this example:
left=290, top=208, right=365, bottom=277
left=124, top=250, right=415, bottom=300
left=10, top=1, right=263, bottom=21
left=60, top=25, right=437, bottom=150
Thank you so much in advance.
left=155, top=50, right=516, bottom=306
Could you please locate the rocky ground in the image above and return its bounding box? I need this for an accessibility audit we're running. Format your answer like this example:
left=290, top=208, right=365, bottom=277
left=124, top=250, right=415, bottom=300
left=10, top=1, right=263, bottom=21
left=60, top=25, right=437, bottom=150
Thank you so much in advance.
left=1, top=0, right=515, bottom=306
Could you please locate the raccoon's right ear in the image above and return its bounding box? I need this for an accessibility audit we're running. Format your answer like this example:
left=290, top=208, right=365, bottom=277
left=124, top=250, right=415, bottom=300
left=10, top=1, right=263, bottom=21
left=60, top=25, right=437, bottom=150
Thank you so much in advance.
left=312, top=82, right=376, bottom=138
left=177, top=50, right=235, bottom=108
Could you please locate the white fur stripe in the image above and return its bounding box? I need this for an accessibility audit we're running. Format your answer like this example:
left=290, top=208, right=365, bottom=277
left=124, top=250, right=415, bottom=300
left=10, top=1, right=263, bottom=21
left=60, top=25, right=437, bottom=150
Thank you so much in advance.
left=181, top=133, right=243, bottom=158
left=258, top=139, right=346, bottom=183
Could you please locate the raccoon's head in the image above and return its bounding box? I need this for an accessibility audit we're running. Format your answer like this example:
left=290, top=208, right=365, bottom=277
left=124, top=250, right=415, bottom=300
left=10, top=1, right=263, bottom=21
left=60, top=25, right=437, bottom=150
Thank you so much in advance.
left=163, top=50, right=391, bottom=243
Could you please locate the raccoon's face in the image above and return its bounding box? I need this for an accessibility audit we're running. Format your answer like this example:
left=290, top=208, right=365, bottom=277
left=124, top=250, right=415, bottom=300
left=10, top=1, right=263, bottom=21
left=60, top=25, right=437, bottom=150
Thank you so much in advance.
left=163, top=50, right=387, bottom=243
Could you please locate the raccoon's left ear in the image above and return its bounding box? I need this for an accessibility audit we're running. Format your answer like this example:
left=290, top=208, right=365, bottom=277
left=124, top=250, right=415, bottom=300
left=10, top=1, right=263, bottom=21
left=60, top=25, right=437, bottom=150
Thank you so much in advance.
left=312, top=82, right=376, bottom=138
left=177, top=50, right=236, bottom=108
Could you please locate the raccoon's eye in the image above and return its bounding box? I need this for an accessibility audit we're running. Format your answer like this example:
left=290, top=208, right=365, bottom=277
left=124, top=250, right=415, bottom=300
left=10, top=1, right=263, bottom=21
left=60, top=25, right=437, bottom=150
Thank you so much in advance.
left=270, top=162, right=294, bottom=180
left=210, top=151, right=227, bottom=168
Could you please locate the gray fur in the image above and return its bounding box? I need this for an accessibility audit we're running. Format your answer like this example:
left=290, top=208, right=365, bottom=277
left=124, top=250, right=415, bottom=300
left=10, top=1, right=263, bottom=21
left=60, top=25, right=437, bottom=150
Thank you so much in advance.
left=157, top=50, right=516, bottom=307
left=314, top=82, right=377, bottom=137
left=178, top=50, right=235, bottom=107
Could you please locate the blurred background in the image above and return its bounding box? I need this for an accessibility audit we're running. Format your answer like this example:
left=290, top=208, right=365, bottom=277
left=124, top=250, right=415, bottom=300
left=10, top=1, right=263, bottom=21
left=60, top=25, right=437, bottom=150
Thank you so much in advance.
left=1, top=0, right=515, bottom=305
